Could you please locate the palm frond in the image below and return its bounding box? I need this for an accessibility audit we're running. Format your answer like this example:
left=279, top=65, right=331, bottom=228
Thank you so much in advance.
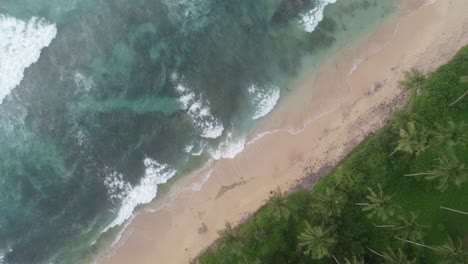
left=399, top=68, right=426, bottom=97
left=310, top=187, right=346, bottom=218
left=358, top=184, right=398, bottom=222
left=298, top=222, right=336, bottom=260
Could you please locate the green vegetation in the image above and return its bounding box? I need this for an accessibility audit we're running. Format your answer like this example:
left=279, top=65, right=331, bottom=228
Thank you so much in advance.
left=398, top=68, right=426, bottom=99
left=197, top=47, right=468, bottom=263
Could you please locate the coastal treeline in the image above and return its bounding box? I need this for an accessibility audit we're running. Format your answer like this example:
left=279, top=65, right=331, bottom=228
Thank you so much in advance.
left=196, top=47, right=468, bottom=263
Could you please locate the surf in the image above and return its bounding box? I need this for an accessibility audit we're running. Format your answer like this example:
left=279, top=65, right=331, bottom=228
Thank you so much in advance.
left=0, top=15, right=56, bottom=104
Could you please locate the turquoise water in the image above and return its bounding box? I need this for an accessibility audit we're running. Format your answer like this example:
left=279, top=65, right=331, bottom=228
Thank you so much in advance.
left=0, top=0, right=398, bottom=263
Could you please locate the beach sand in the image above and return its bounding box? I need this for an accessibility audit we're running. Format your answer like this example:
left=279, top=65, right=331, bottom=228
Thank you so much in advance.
left=99, top=0, right=468, bottom=263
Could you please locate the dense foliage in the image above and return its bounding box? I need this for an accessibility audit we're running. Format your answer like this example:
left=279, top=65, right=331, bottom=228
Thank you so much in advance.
left=197, top=47, right=468, bottom=263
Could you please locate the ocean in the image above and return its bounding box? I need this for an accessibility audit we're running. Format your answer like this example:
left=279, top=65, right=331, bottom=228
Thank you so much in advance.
left=0, top=0, right=399, bottom=263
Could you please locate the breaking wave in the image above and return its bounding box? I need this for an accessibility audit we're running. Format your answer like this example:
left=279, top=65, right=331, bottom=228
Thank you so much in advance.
left=101, top=158, right=177, bottom=233
left=0, top=15, right=57, bottom=104
left=210, top=132, right=246, bottom=160
left=248, top=84, right=280, bottom=120
left=176, top=84, right=224, bottom=139
left=300, top=0, right=337, bottom=33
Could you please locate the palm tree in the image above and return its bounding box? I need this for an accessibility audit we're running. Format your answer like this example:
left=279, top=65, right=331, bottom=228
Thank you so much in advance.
left=448, top=75, right=468, bottom=106
left=266, top=188, right=293, bottom=221
left=356, top=184, right=398, bottom=222
left=310, top=187, right=346, bottom=218
left=298, top=222, right=336, bottom=260
left=395, top=236, right=467, bottom=264
left=393, top=122, right=429, bottom=156
left=399, top=68, right=426, bottom=98
left=432, top=236, right=468, bottom=264
left=388, top=108, right=419, bottom=132
left=217, top=222, right=244, bottom=257
left=253, top=225, right=267, bottom=243
left=432, top=119, right=468, bottom=148
left=404, top=154, right=467, bottom=192
left=334, top=167, right=355, bottom=190
left=392, top=212, right=426, bottom=242
left=375, top=211, right=426, bottom=242
left=368, top=247, right=416, bottom=264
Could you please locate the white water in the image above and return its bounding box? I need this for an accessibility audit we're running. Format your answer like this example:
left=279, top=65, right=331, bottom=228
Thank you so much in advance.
left=101, top=158, right=177, bottom=233
left=184, top=144, right=194, bottom=153
left=176, top=84, right=224, bottom=139
left=97, top=0, right=341, bottom=248
left=0, top=15, right=57, bottom=104
left=103, top=170, right=132, bottom=202
left=0, top=248, right=12, bottom=263
left=210, top=132, right=246, bottom=160
left=300, top=0, right=337, bottom=33
left=248, top=84, right=280, bottom=120
left=74, top=72, right=95, bottom=93
left=191, top=141, right=208, bottom=156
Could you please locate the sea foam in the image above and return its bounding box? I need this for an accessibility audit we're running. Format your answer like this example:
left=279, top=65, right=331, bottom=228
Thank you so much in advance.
left=191, top=141, right=208, bottom=156
left=248, top=84, right=280, bottom=120
left=0, top=15, right=57, bottom=104
left=176, top=84, right=224, bottom=139
left=74, top=72, right=95, bottom=93
left=300, top=0, right=337, bottom=33
left=210, top=132, right=246, bottom=160
left=101, top=158, right=176, bottom=233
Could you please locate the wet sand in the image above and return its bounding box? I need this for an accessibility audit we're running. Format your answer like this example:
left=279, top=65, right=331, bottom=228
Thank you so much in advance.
left=99, top=0, right=468, bottom=263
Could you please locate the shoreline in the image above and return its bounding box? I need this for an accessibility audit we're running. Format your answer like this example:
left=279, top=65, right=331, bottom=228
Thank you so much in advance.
left=99, top=0, right=468, bottom=263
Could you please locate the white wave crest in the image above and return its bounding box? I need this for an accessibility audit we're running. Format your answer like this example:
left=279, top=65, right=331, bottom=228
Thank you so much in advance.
left=0, top=15, right=57, bottom=104
left=210, top=133, right=245, bottom=160
left=101, top=159, right=176, bottom=233
left=300, top=0, right=337, bottom=33
left=248, top=84, right=280, bottom=120
left=176, top=84, right=224, bottom=139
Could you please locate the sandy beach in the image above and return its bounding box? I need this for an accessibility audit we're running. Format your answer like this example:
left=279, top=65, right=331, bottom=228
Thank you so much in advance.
left=99, top=0, right=468, bottom=263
